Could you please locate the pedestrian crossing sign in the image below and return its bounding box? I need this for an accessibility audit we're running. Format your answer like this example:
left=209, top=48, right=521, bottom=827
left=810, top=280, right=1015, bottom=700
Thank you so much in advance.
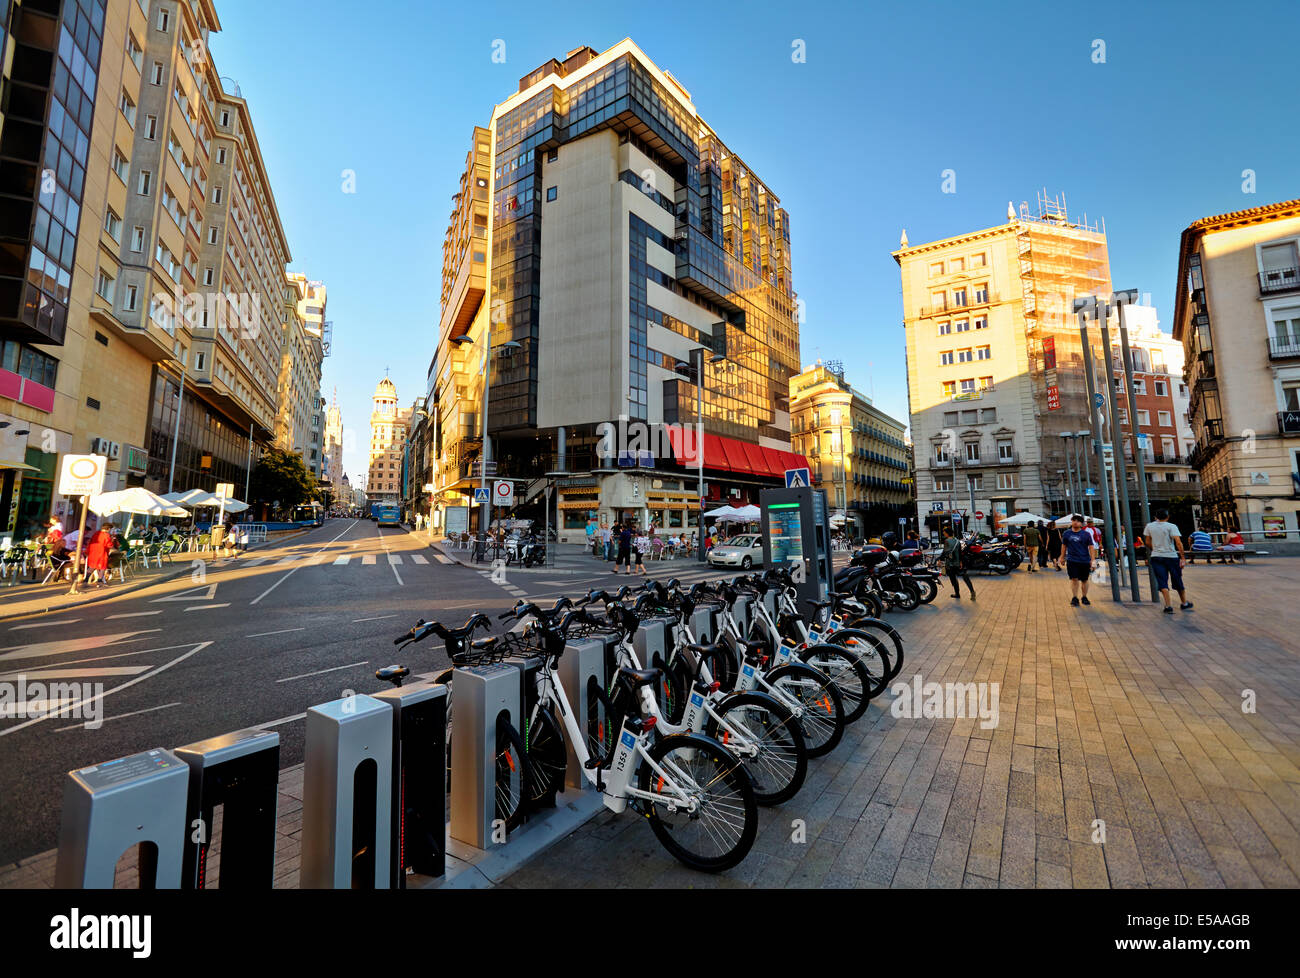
left=473, top=488, right=490, bottom=503
left=784, top=468, right=810, bottom=488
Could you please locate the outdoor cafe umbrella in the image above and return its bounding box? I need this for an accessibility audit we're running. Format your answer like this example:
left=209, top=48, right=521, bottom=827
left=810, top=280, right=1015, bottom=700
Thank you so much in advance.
left=1049, top=514, right=1103, bottom=527
left=1001, top=511, right=1050, bottom=526
left=731, top=504, right=761, bottom=521
left=88, top=487, right=188, bottom=538
left=703, top=504, right=741, bottom=520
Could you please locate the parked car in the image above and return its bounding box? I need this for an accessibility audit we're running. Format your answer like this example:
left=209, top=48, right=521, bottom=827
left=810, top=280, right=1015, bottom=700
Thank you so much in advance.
left=707, top=533, right=764, bottom=569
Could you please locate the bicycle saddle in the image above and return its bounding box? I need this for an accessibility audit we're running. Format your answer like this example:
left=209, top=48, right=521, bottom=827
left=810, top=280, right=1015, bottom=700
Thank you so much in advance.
left=375, top=665, right=409, bottom=683
left=471, top=637, right=499, bottom=650
left=615, top=666, right=663, bottom=689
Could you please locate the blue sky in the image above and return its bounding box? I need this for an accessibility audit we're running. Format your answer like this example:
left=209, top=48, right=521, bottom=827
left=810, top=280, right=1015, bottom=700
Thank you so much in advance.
left=210, top=0, right=1299, bottom=482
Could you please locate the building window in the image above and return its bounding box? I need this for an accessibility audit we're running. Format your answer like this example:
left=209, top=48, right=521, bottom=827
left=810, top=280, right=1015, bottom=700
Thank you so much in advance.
left=1137, top=409, right=1150, bottom=426
left=974, top=316, right=987, bottom=330
left=217, top=147, right=227, bottom=164
left=957, top=349, right=973, bottom=363
left=211, top=186, right=223, bottom=204
left=980, top=407, right=997, bottom=422
left=208, top=225, right=219, bottom=244
left=931, top=291, right=946, bottom=311
left=974, top=284, right=988, bottom=303
left=971, top=253, right=986, bottom=268
left=942, top=381, right=956, bottom=399
left=112, top=148, right=129, bottom=182
left=1119, top=408, right=1128, bottom=425
left=151, top=61, right=164, bottom=85
left=937, top=322, right=952, bottom=336
left=195, top=352, right=206, bottom=371
left=125, top=284, right=139, bottom=311
left=104, top=209, right=122, bottom=242
left=950, top=257, right=964, bottom=273
left=138, top=171, right=152, bottom=195
left=940, top=350, right=954, bottom=366
left=1154, top=379, right=1167, bottom=396
left=1133, top=378, right=1146, bottom=395
left=965, top=442, right=981, bottom=462
left=127, top=34, right=144, bottom=69
left=1158, top=410, right=1172, bottom=427
left=220, top=109, right=231, bottom=128
left=952, top=288, right=967, bottom=307
left=967, top=475, right=983, bottom=491
left=997, top=440, right=1013, bottom=460
left=943, top=411, right=959, bottom=425
left=934, top=476, right=952, bottom=492
left=547, top=148, right=558, bottom=163
left=976, top=345, right=991, bottom=360
left=955, top=320, right=970, bottom=332
left=95, top=269, right=115, bottom=302
left=935, top=445, right=950, bottom=464
left=120, top=90, right=137, bottom=126
left=203, top=267, right=214, bottom=285
left=157, top=6, right=170, bottom=31
left=546, top=186, right=557, bottom=201
left=145, top=115, right=157, bottom=139
left=929, top=261, right=944, bottom=278
left=960, top=379, right=976, bottom=394
left=997, top=472, right=1019, bottom=490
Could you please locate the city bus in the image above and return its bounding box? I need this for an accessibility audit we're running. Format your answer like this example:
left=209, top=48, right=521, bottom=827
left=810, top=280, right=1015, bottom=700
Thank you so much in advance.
left=373, top=502, right=401, bottom=527
left=291, top=502, right=323, bottom=527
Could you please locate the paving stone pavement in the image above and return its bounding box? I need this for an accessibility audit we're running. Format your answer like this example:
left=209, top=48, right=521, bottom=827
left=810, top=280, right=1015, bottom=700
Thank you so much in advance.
left=501, top=559, right=1300, bottom=888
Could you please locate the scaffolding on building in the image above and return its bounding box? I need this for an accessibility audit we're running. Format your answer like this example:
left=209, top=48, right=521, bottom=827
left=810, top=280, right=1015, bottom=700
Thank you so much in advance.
left=1015, top=190, right=1112, bottom=509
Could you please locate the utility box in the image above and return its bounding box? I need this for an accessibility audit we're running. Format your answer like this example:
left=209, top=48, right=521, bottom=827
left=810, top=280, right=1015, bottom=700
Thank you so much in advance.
left=759, top=486, right=832, bottom=612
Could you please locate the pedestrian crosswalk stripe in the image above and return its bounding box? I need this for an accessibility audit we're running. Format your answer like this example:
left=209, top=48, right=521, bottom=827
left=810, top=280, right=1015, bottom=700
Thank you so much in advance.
left=275, top=555, right=297, bottom=565
left=388, top=554, right=402, bottom=565
left=362, top=554, right=376, bottom=565
left=411, top=554, right=428, bottom=564
left=333, top=555, right=350, bottom=565
left=242, top=556, right=274, bottom=567
left=433, top=553, right=453, bottom=564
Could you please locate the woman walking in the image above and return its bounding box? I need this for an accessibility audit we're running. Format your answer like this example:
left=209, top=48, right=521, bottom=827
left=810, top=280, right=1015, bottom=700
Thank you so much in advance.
left=84, top=524, right=113, bottom=587
left=1035, top=521, right=1049, bottom=569
left=1046, top=522, right=1063, bottom=570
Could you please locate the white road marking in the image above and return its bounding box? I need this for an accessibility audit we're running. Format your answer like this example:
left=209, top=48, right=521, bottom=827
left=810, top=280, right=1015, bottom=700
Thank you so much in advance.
left=361, top=554, right=376, bottom=565
left=241, top=556, right=275, bottom=566
left=0, top=641, right=211, bottom=737
left=377, top=523, right=403, bottom=587
left=0, top=630, right=162, bottom=663
left=0, top=665, right=152, bottom=682
left=410, top=554, right=428, bottom=565
left=105, top=611, right=163, bottom=619
left=55, top=702, right=181, bottom=732
left=275, top=555, right=298, bottom=565
left=250, top=519, right=358, bottom=606
left=185, top=603, right=231, bottom=611
left=152, top=582, right=218, bottom=603
left=388, top=554, right=403, bottom=565
left=333, top=555, right=351, bottom=565
left=10, top=619, right=81, bottom=630
left=352, top=614, right=397, bottom=623
left=275, top=660, right=369, bottom=684
left=246, top=627, right=306, bottom=638
left=433, top=553, right=453, bottom=564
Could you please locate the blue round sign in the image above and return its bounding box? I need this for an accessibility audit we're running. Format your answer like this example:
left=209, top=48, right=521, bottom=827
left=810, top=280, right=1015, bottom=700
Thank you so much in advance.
left=1093, top=393, right=1105, bottom=408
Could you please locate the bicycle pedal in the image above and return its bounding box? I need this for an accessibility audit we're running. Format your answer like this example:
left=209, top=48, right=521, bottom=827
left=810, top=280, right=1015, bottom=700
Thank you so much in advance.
left=584, top=757, right=604, bottom=769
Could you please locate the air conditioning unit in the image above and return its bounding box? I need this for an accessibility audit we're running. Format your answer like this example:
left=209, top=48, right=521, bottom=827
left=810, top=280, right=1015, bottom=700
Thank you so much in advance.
left=91, top=438, right=122, bottom=460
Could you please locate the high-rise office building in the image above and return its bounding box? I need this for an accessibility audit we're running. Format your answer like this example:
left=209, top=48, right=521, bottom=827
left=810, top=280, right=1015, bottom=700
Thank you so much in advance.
left=429, top=40, right=804, bottom=539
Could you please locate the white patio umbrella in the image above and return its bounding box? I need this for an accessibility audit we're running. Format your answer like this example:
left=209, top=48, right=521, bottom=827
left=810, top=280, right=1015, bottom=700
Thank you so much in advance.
left=703, top=504, right=741, bottom=520
left=88, top=488, right=188, bottom=518
left=173, top=489, right=224, bottom=508
left=732, top=504, right=761, bottom=521
left=1002, top=511, right=1050, bottom=526
left=1050, top=514, right=1103, bottom=527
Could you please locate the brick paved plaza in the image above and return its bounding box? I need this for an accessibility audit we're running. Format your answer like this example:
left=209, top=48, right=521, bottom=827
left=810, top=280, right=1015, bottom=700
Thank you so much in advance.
left=504, top=559, right=1300, bottom=889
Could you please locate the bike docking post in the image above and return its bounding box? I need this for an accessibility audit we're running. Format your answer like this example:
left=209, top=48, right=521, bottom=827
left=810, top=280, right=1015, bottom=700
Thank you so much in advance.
left=300, top=695, right=393, bottom=889
left=633, top=616, right=670, bottom=674
left=371, top=681, right=448, bottom=886
left=174, top=728, right=280, bottom=889
left=690, top=604, right=716, bottom=643
left=556, top=638, right=606, bottom=791
left=54, top=748, right=189, bottom=888
left=450, top=662, right=521, bottom=849
left=732, top=593, right=753, bottom=634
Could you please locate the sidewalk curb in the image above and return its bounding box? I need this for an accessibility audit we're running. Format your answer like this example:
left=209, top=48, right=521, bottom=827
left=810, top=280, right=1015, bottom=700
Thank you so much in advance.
left=0, top=530, right=305, bottom=624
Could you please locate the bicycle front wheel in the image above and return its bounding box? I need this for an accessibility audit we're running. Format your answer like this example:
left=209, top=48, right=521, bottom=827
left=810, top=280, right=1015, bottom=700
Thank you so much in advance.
left=496, top=718, right=527, bottom=832
left=767, top=662, right=843, bottom=757
left=639, top=733, right=758, bottom=872
left=799, top=642, right=874, bottom=723
left=526, top=706, right=567, bottom=809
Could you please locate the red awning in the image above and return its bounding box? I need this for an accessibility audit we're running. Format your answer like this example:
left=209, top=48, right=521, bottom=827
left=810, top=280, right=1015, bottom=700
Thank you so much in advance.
left=717, top=437, right=755, bottom=474
left=759, top=447, right=786, bottom=477
left=741, top=441, right=770, bottom=476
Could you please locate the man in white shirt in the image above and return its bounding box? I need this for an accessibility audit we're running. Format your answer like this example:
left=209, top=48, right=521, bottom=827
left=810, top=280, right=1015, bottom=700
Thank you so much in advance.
left=1143, top=508, right=1192, bottom=614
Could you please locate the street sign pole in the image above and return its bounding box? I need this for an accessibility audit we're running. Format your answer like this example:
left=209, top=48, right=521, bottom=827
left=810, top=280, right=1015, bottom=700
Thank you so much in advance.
left=1115, top=292, right=1158, bottom=602
left=1077, top=301, right=1122, bottom=602
left=1099, top=299, right=1141, bottom=602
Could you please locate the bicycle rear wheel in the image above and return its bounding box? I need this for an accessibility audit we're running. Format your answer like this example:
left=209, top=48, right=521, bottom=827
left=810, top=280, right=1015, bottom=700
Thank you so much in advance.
left=525, top=707, right=567, bottom=809
left=706, top=691, right=806, bottom=805
left=496, top=717, right=527, bottom=832
left=767, top=662, right=843, bottom=757
left=639, top=733, right=758, bottom=872
left=798, top=643, right=873, bottom=724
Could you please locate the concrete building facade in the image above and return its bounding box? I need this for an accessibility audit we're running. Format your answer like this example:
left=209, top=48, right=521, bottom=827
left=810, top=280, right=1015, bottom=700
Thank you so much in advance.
left=366, top=376, right=406, bottom=505
left=1174, top=198, right=1300, bottom=546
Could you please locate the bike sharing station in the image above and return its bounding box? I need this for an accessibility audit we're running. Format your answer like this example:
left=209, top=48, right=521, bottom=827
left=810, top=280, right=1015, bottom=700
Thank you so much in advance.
left=48, top=653, right=605, bottom=890
left=758, top=485, right=834, bottom=612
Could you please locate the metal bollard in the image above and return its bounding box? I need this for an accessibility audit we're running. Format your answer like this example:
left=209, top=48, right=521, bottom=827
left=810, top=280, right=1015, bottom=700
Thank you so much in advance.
left=556, top=638, right=606, bottom=790
left=175, top=728, right=280, bottom=889
left=55, top=748, right=189, bottom=889
left=300, top=695, right=393, bottom=889
left=371, top=682, right=447, bottom=886
left=449, top=662, right=520, bottom=849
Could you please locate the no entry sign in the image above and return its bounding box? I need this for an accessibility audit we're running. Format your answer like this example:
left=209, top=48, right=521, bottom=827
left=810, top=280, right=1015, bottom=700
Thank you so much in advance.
left=493, top=480, right=515, bottom=507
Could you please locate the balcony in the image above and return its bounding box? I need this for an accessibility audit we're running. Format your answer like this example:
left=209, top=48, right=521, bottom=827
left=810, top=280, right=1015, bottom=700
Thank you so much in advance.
left=1268, top=335, right=1300, bottom=360
left=1279, top=411, right=1300, bottom=436
left=1260, top=267, right=1300, bottom=295
left=1149, top=454, right=1186, bottom=465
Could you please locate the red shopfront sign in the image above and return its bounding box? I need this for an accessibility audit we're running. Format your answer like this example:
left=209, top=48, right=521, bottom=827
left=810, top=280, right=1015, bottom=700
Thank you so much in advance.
left=0, top=368, right=55, bottom=412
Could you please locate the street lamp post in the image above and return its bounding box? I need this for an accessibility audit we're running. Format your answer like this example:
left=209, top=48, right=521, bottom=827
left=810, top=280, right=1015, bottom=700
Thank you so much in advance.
left=453, top=333, right=519, bottom=541
left=166, top=355, right=187, bottom=495
left=1076, top=297, right=1122, bottom=602
left=682, top=347, right=725, bottom=564
left=1075, top=430, right=1093, bottom=517
left=1113, top=291, right=1158, bottom=602
left=1061, top=432, right=1076, bottom=515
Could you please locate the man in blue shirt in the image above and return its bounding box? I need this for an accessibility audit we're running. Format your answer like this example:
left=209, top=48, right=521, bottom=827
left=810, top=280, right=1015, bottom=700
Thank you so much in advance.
left=1187, top=524, right=1213, bottom=563
left=1060, top=514, right=1097, bottom=607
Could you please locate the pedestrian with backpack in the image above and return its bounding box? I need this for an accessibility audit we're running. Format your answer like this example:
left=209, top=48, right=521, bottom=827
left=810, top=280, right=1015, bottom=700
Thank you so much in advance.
left=942, top=527, right=975, bottom=601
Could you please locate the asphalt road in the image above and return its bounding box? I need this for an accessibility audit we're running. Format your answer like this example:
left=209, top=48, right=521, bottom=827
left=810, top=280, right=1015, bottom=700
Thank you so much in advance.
left=0, top=518, right=764, bottom=863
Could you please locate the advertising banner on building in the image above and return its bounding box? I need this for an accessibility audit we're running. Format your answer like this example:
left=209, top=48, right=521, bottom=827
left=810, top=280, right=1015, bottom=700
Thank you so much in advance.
left=444, top=505, right=469, bottom=537
left=1262, top=515, right=1286, bottom=539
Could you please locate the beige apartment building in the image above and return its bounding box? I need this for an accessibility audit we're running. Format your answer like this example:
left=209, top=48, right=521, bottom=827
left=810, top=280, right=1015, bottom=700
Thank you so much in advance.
left=1173, top=198, right=1300, bottom=547
left=367, top=377, right=407, bottom=504
left=323, top=388, right=344, bottom=489
left=275, top=272, right=324, bottom=477
left=894, top=195, right=1113, bottom=532
left=789, top=363, right=909, bottom=536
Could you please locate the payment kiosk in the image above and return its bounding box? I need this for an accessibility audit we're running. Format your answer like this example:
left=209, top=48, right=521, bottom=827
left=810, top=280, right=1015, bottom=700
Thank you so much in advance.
left=758, top=486, right=833, bottom=612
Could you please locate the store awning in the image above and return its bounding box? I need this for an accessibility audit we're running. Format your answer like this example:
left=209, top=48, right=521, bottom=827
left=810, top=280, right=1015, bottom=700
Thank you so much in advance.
left=759, top=447, right=787, bottom=477
left=0, top=460, right=38, bottom=472
left=740, top=442, right=769, bottom=476
left=667, top=428, right=801, bottom=479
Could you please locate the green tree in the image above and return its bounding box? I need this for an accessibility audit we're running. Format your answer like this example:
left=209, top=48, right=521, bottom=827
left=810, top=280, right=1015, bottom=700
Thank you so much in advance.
left=250, top=448, right=316, bottom=515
